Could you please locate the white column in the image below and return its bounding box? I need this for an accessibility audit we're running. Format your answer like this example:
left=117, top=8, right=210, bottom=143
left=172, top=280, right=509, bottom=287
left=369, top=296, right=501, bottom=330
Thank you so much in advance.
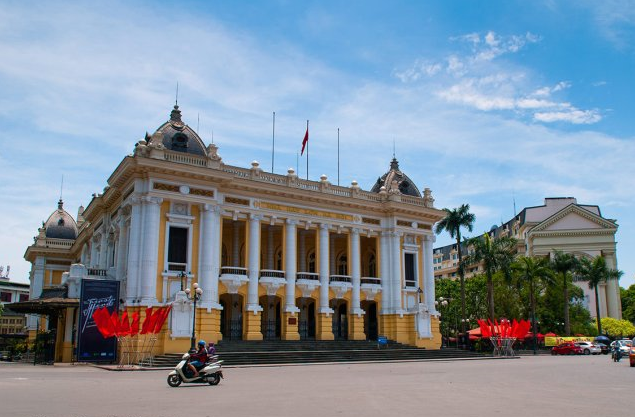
left=604, top=251, right=621, bottom=319
left=318, top=223, right=332, bottom=313
left=210, top=206, right=222, bottom=306
left=298, top=230, right=306, bottom=272
left=199, top=204, right=215, bottom=306
left=99, top=218, right=109, bottom=269
left=31, top=256, right=45, bottom=300
left=115, top=216, right=128, bottom=281
left=380, top=231, right=391, bottom=313
left=90, top=237, right=99, bottom=268
left=246, top=214, right=262, bottom=311
left=391, top=231, right=402, bottom=311
left=351, top=228, right=363, bottom=315
left=267, top=225, right=274, bottom=270
left=139, top=196, right=162, bottom=305
left=232, top=221, right=241, bottom=267
left=423, top=235, right=437, bottom=314
left=125, top=197, right=142, bottom=303
left=284, top=219, right=299, bottom=313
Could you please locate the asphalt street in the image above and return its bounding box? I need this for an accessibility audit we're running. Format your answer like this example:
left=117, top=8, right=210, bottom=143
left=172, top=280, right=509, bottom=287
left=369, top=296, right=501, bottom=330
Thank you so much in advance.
left=0, top=355, right=633, bottom=417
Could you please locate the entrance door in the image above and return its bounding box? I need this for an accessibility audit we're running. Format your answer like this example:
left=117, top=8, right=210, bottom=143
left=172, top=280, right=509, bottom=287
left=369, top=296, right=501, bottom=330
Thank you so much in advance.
left=362, top=301, right=378, bottom=340
left=297, top=297, right=316, bottom=340
left=330, top=300, right=348, bottom=340
left=260, top=295, right=281, bottom=340
left=220, top=294, right=243, bottom=340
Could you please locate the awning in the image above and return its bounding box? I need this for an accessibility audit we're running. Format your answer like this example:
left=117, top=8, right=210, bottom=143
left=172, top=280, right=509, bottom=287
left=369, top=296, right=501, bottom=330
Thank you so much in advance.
left=6, top=298, right=79, bottom=315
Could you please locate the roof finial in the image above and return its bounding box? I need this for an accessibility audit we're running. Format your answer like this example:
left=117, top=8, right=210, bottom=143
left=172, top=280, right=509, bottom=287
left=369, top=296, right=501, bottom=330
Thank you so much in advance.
left=393, top=139, right=395, bottom=159
left=58, top=174, right=64, bottom=209
left=175, top=81, right=179, bottom=107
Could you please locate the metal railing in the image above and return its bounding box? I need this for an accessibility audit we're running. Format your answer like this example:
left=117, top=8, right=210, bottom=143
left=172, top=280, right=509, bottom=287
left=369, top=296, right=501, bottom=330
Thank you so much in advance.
left=329, top=275, right=352, bottom=283
left=260, top=269, right=285, bottom=279
left=220, top=266, right=248, bottom=276
left=361, top=277, right=381, bottom=285
left=296, top=272, right=319, bottom=281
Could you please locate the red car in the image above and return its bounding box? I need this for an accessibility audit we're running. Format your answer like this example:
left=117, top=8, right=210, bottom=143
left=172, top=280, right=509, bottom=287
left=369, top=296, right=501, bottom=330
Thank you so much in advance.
left=551, top=342, right=583, bottom=355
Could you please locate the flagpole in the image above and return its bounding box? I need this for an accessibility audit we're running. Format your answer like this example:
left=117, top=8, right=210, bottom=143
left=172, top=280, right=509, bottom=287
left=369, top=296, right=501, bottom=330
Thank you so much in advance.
left=337, top=128, right=340, bottom=186
left=271, top=111, right=275, bottom=173
left=306, top=120, right=309, bottom=181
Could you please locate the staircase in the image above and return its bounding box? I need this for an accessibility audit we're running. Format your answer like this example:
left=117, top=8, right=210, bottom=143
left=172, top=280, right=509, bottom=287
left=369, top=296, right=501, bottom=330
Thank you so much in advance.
left=149, top=340, right=489, bottom=367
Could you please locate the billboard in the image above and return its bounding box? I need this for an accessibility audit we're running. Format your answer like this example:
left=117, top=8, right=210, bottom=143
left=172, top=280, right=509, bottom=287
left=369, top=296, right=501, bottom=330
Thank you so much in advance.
left=545, top=336, right=593, bottom=346
left=77, top=279, right=120, bottom=362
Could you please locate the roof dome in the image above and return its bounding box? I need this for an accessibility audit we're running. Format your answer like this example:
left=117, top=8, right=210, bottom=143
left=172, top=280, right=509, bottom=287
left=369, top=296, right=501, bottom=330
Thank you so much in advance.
left=370, top=158, right=422, bottom=197
left=44, top=199, right=78, bottom=239
left=151, top=105, right=207, bottom=156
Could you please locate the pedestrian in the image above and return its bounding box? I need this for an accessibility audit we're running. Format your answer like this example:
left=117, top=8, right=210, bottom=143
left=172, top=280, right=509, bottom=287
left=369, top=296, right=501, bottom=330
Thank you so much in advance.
left=207, top=342, right=216, bottom=356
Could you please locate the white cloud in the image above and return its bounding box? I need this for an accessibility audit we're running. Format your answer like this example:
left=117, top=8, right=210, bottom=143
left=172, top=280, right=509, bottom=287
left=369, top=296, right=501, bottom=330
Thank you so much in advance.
left=533, top=109, right=602, bottom=124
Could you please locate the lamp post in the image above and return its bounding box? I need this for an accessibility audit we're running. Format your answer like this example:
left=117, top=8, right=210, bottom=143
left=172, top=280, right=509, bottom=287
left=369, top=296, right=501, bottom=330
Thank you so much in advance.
left=185, top=282, right=203, bottom=351
left=416, top=287, right=423, bottom=304
left=435, top=297, right=449, bottom=348
left=178, top=271, right=187, bottom=292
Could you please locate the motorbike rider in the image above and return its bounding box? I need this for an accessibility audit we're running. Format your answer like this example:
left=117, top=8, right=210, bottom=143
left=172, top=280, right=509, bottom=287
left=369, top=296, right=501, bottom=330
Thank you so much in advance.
left=188, top=340, right=209, bottom=377
left=613, top=342, right=622, bottom=362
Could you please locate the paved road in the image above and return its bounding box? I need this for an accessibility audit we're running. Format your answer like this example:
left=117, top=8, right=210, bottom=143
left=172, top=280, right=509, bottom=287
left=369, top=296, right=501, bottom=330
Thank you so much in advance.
left=0, top=356, right=633, bottom=417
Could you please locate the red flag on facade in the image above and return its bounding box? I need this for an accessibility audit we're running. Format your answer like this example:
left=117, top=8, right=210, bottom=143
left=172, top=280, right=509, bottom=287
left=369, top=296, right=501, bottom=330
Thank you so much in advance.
left=140, top=307, right=155, bottom=335
left=153, top=305, right=173, bottom=334
left=119, top=311, right=131, bottom=336
left=300, top=126, right=308, bottom=156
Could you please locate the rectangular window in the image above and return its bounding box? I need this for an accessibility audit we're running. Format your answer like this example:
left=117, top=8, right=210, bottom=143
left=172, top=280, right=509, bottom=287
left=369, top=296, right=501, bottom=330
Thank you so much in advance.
left=0, top=292, right=11, bottom=302
left=404, top=253, right=417, bottom=287
left=167, top=226, right=188, bottom=271
left=19, top=294, right=28, bottom=302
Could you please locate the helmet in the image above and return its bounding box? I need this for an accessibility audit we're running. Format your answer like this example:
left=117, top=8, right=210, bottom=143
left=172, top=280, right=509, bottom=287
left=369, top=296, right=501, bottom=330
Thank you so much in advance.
left=198, top=340, right=206, bottom=347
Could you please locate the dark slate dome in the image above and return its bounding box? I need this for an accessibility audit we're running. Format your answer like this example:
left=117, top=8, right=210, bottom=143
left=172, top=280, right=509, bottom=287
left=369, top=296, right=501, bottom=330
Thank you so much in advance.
left=44, top=200, right=78, bottom=239
left=370, top=158, right=422, bottom=197
left=152, top=105, right=207, bottom=156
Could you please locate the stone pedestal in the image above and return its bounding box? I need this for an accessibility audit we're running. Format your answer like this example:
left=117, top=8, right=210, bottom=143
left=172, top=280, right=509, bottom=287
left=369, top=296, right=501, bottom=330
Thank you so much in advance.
left=316, top=312, right=334, bottom=340
left=348, top=314, right=366, bottom=341
left=244, top=310, right=263, bottom=341
left=281, top=312, right=300, bottom=341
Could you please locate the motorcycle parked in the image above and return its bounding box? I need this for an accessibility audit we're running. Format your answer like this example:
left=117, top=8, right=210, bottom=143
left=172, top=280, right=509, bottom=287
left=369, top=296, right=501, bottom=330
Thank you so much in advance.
left=167, top=353, right=223, bottom=387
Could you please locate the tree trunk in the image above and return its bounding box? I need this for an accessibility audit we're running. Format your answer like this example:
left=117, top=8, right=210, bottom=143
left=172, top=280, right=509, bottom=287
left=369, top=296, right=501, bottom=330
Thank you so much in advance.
left=563, top=273, right=570, bottom=336
left=487, top=271, right=495, bottom=324
left=457, top=235, right=466, bottom=348
left=594, top=286, right=602, bottom=336
left=530, top=278, right=537, bottom=355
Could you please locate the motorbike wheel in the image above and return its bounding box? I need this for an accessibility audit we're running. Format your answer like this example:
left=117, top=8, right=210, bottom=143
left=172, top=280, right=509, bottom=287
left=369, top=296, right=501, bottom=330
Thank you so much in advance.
left=207, top=373, right=221, bottom=386
left=167, top=374, right=183, bottom=387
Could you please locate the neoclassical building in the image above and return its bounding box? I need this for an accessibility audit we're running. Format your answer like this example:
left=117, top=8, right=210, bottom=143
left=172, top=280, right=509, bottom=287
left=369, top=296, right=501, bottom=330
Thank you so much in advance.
left=21, top=105, right=445, bottom=360
left=433, top=197, right=621, bottom=320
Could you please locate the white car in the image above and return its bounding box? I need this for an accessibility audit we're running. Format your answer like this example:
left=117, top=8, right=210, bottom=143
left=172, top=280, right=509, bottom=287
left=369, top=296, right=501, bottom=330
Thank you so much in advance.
left=575, top=341, right=601, bottom=355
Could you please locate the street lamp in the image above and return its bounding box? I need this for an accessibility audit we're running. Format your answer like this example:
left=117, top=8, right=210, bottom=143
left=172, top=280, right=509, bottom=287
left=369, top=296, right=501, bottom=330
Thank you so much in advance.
left=178, top=271, right=187, bottom=291
left=416, top=287, right=423, bottom=304
left=435, top=297, right=449, bottom=348
left=185, top=282, right=203, bottom=351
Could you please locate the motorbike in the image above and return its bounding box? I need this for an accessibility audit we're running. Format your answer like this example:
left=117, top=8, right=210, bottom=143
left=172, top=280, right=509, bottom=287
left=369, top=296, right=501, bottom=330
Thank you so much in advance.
left=612, top=348, right=622, bottom=362
left=167, top=353, right=224, bottom=387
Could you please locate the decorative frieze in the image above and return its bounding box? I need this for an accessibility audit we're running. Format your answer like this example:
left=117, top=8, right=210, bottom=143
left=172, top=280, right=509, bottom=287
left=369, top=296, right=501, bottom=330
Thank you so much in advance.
left=255, top=201, right=354, bottom=222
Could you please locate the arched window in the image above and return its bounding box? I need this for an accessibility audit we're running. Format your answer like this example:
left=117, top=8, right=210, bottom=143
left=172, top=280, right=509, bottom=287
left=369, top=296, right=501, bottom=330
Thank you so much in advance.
left=275, top=247, right=283, bottom=271
left=307, top=251, right=316, bottom=273
left=221, top=244, right=228, bottom=266
left=367, top=251, right=376, bottom=277
left=337, top=253, right=348, bottom=275
left=171, top=133, right=189, bottom=152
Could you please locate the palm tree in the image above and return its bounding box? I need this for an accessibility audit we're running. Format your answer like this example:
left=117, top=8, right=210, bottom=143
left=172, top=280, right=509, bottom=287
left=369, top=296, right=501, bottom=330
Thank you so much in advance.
left=550, top=250, right=579, bottom=336
left=514, top=256, right=554, bottom=354
left=435, top=204, right=475, bottom=342
left=576, top=256, right=623, bottom=335
left=464, top=233, right=517, bottom=323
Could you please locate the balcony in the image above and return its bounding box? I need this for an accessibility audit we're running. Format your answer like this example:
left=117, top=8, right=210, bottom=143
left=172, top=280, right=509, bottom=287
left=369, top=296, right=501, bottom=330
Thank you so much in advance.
left=259, top=269, right=286, bottom=296
left=361, top=277, right=382, bottom=301
left=329, top=275, right=352, bottom=299
left=219, top=266, right=248, bottom=294
left=296, top=272, right=320, bottom=298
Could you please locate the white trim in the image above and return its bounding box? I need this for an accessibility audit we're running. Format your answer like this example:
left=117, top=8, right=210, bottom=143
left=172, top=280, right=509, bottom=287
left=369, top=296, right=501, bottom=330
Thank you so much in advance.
left=163, top=222, right=193, bottom=274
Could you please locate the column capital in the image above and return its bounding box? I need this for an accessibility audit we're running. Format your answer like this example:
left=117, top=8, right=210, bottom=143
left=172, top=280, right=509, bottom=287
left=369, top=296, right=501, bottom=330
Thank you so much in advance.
left=249, top=213, right=263, bottom=222
left=142, top=195, right=163, bottom=205
left=286, top=218, right=298, bottom=226
left=319, top=223, right=330, bottom=230
left=201, top=203, right=220, bottom=213
left=351, top=227, right=360, bottom=236
left=424, top=234, right=437, bottom=243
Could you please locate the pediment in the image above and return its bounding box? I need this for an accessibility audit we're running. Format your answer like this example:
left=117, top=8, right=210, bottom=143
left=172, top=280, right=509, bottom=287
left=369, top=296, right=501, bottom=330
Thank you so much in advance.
left=531, top=204, right=616, bottom=233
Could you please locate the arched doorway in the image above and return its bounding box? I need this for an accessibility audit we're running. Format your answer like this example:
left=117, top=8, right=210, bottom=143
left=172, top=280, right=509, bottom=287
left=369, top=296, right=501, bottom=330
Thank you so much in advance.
left=219, top=293, right=243, bottom=340
left=297, top=297, right=316, bottom=340
left=330, top=299, right=348, bottom=340
left=362, top=300, right=378, bottom=340
left=259, top=295, right=281, bottom=340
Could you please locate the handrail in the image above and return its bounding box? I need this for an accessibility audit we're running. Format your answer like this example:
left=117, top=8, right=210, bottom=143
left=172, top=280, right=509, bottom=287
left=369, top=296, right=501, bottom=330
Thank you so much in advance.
left=296, top=272, right=319, bottom=281
left=329, top=275, right=352, bottom=283
left=361, top=277, right=381, bottom=285
left=220, top=266, right=247, bottom=275
left=260, top=269, right=285, bottom=279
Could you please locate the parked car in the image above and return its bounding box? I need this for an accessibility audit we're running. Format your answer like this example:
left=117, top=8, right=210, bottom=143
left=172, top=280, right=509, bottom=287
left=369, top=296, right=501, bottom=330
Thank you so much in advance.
left=610, top=340, right=632, bottom=354
left=552, top=342, right=583, bottom=355
left=575, top=341, right=601, bottom=355
left=595, top=342, right=610, bottom=355
left=629, top=346, right=635, bottom=367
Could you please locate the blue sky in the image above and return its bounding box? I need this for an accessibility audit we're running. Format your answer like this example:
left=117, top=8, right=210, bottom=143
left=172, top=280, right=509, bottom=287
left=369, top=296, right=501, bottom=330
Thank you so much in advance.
left=0, top=0, right=633, bottom=287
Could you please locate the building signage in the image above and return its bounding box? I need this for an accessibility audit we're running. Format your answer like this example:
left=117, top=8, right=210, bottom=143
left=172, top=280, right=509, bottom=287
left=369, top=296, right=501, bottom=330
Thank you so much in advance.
left=77, top=279, right=120, bottom=362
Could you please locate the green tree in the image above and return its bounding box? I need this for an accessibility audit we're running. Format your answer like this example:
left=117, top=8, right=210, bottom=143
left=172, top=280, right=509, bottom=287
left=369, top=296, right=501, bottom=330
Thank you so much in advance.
left=464, top=233, right=517, bottom=323
left=435, top=204, right=475, bottom=339
left=600, top=317, right=635, bottom=338
left=620, top=284, right=635, bottom=324
left=576, top=256, right=623, bottom=335
left=550, top=250, right=579, bottom=336
left=513, top=256, right=554, bottom=351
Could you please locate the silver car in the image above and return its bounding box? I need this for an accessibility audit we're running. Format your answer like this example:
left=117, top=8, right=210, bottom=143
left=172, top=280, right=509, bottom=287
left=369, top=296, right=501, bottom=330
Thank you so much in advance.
left=575, top=341, right=601, bottom=355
